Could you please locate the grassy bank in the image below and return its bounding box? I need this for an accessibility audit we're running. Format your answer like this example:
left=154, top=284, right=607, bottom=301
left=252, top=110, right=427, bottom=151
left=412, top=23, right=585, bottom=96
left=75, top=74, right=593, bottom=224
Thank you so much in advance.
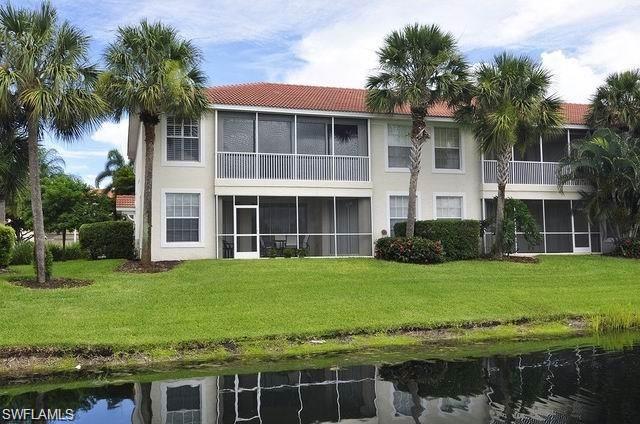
left=1, top=256, right=639, bottom=347
left=0, top=256, right=639, bottom=375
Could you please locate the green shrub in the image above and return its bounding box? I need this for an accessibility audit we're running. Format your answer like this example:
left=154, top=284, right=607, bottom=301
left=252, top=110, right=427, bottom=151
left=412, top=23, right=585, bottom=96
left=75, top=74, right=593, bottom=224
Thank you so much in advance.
left=49, top=242, right=87, bottom=261
left=33, top=245, right=53, bottom=280
left=297, top=248, right=307, bottom=258
left=10, top=241, right=33, bottom=265
left=613, top=238, right=640, bottom=258
left=0, top=224, right=16, bottom=268
left=375, top=237, right=444, bottom=264
left=79, top=220, right=134, bottom=260
left=282, top=247, right=296, bottom=258
left=393, top=220, right=480, bottom=260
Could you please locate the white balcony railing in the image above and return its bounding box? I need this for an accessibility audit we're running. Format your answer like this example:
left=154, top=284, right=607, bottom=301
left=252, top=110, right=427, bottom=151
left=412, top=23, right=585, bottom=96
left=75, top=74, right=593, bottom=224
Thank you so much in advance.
left=217, top=152, right=370, bottom=182
left=483, top=160, right=583, bottom=186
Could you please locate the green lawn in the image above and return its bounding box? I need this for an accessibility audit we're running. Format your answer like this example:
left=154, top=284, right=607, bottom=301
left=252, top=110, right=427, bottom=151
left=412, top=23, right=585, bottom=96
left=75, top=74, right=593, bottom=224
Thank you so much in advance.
left=0, top=256, right=638, bottom=349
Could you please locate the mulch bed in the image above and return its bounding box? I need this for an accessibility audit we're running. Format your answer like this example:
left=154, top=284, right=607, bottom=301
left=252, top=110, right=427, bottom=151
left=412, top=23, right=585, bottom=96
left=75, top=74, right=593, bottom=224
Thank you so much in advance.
left=480, top=255, right=540, bottom=263
left=116, top=260, right=182, bottom=273
left=502, top=255, right=539, bottom=264
left=9, top=278, right=93, bottom=289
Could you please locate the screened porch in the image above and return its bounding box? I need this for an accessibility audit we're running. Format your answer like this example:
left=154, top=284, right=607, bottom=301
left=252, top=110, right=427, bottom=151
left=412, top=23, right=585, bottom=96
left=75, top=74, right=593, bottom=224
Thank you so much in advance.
left=217, top=196, right=372, bottom=258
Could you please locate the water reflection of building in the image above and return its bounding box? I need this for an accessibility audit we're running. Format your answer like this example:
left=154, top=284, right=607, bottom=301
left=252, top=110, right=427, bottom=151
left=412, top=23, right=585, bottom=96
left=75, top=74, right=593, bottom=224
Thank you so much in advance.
left=130, top=349, right=611, bottom=424
left=130, top=365, right=495, bottom=424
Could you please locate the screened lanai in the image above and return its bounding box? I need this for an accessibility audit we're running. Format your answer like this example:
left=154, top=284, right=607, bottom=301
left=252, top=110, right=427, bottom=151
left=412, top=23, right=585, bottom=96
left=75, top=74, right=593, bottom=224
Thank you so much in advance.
left=483, top=199, right=602, bottom=254
left=217, top=196, right=372, bottom=258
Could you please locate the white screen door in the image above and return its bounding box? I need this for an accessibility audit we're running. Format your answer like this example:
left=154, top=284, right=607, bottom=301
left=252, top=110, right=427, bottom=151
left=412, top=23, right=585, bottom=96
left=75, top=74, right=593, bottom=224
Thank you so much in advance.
left=234, top=205, right=259, bottom=259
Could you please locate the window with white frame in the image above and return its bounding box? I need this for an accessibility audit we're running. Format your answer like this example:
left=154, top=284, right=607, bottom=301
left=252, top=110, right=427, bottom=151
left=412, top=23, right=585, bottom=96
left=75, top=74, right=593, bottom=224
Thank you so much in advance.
left=389, top=195, right=409, bottom=236
left=166, top=193, right=200, bottom=242
left=434, top=127, right=461, bottom=170
left=387, top=124, right=411, bottom=169
left=167, top=116, right=200, bottom=161
left=435, top=196, right=463, bottom=219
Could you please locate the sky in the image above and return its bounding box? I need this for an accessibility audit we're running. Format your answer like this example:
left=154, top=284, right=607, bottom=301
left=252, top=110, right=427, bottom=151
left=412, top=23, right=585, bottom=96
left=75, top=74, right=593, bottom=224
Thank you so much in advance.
left=18, top=0, right=640, bottom=186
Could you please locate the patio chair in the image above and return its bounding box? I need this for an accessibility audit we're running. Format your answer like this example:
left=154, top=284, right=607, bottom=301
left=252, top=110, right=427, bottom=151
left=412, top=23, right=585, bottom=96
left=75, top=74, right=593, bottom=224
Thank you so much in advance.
left=222, top=240, right=233, bottom=258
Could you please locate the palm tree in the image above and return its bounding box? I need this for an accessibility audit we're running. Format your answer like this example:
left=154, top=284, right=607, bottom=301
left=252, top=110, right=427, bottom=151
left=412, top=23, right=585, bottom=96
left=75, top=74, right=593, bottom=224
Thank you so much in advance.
left=39, top=147, right=66, bottom=177
left=456, top=53, right=564, bottom=258
left=366, top=24, right=469, bottom=237
left=0, top=3, right=106, bottom=283
left=0, top=109, right=27, bottom=224
left=0, top=132, right=65, bottom=224
left=559, top=129, right=640, bottom=240
left=95, top=149, right=126, bottom=192
left=100, top=20, right=208, bottom=265
left=588, top=70, right=640, bottom=136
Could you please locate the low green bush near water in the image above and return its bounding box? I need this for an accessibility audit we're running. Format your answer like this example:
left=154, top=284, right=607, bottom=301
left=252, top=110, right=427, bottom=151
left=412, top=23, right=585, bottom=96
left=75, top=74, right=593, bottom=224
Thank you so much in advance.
left=9, top=240, right=33, bottom=265
left=375, top=237, right=444, bottom=264
left=393, top=220, right=480, bottom=260
left=0, top=224, right=16, bottom=267
left=591, top=307, right=640, bottom=332
left=79, top=220, right=134, bottom=260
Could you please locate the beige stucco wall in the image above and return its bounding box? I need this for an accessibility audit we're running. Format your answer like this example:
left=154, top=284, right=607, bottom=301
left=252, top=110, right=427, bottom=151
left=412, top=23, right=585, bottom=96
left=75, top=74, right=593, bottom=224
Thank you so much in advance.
left=148, top=111, right=217, bottom=261
left=369, top=118, right=483, bottom=239
left=134, top=108, right=582, bottom=260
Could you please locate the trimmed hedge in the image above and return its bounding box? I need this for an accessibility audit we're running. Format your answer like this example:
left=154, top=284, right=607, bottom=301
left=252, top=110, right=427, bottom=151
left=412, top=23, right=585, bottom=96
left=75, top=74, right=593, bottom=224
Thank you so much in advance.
left=393, top=220, right=481, bottom=260
left=79, top=221, right=134, bottom=260
left=0, top=224, right=16, bottom=267
left=10, top=241, right=33, bottom=265
left=613, top=238, right=640, bottom=258
left=375, top=237, right=444, bottom=264
left=49, top=242, right=88, bottom=261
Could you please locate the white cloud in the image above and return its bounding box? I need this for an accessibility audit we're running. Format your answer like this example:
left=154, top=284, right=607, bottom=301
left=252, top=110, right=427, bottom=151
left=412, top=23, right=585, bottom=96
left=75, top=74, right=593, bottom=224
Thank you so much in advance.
left=83, top=174, right=97, bottom=187
left=541, top=22, right=640, bottom=102
left=541, top=51, right=603, bottom=102
left=91, top=120, right=129, bottom=154
left=282, top=0, right=640, bottom=103
left=77, top=0, right=355, bottom=44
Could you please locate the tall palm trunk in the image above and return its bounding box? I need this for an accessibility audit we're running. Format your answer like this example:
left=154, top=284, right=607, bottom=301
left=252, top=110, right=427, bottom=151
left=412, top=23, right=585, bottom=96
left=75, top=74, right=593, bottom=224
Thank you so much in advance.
left=27, top=117, right=47, bottom=283
left=141, top=119, right=157, bottom=265
left=494, top=144, right=512, bottom=258
left=0, top=195, right=6, bottom=223
left=406, top=110, right=427, bottom=237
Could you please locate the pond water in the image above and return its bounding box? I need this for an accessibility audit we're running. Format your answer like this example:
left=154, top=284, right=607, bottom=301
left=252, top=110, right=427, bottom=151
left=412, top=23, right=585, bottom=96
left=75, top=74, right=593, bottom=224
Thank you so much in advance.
left=2, top=342, right=640, bottom=423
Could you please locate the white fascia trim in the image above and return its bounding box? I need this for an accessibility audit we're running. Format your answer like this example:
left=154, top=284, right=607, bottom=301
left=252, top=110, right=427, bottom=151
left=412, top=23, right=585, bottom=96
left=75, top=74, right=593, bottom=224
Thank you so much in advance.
left=211, top=104, right=590, bottom=129
left=210, top=103, right=457, bottom=122
left=433, top=192, right=466, bottom=219
left=431, top=125, right=465, bottom=174
left=386, top=191, right=422, bottom=234
left=160, top=188, right=206, bottom=248
left=160, top=114, right=206, bottom=168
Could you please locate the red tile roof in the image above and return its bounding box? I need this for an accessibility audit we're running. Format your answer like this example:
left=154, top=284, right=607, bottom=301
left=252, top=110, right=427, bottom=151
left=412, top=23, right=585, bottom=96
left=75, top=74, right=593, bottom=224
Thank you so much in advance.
left=207, top=82, right=589, bottom=125
left=115, top=195, right=135, bottom=209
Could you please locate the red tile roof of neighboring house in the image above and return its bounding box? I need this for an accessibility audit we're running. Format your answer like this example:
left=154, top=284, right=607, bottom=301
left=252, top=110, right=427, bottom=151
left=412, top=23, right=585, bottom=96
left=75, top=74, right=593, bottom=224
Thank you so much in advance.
left=115, top=195, right=135, bottom=209
left=207, top=82, right=589, bottom=125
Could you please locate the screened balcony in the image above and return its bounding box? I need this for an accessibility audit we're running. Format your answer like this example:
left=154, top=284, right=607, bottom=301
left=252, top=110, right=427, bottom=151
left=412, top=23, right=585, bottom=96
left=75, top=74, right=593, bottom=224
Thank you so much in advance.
left=482, top=129, right=589, bottom=186
left=216, top=112, right=370, bottom=182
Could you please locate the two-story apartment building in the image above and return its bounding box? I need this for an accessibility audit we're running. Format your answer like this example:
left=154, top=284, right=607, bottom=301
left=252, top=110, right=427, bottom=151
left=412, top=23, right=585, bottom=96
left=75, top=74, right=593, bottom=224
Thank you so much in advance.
left=127, top=82, right=599, bottom=261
